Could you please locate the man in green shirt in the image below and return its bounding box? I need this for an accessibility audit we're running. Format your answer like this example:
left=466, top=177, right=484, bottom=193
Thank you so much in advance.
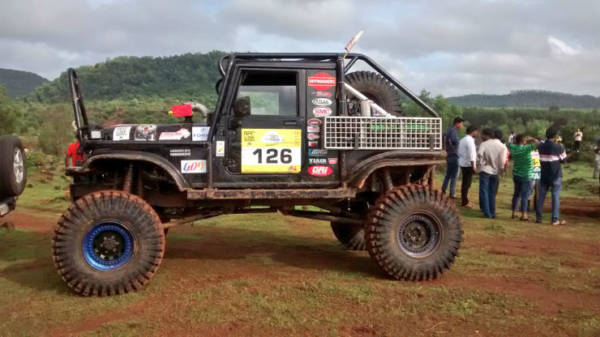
left=508, top=134, right=540, bottom=220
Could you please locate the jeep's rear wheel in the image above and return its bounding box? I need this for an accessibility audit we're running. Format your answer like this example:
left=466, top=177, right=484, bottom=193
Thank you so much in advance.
left=366, top=185, right=462, bottom=281
left=52, top=190, right=165, bottom=296
left=0, top=136, right=26, bottom=197
left=345, top=71, right=402, bottom=116
left=330, top=222, right=365, bottom=250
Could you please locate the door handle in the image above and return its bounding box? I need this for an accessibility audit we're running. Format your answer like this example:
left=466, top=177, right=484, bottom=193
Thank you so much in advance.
left=283, top=120, right=298, bottom=126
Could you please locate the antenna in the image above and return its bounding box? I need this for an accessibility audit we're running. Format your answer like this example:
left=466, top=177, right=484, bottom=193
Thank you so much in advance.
left=344, top=30, right=364, bottom=58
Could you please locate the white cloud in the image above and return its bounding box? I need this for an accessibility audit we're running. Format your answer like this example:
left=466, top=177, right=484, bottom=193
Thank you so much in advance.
left=547, top=36, right=580, bottom=57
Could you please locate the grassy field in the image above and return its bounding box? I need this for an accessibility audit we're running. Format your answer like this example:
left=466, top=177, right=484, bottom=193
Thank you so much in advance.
left=0, top=159, right=599, bottom=336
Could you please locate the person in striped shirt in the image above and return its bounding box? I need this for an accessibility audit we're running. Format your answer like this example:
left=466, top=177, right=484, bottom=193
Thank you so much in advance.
left=535, top=127, right=568, bottom=226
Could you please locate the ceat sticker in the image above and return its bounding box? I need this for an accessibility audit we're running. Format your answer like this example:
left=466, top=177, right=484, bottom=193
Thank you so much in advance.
left=192, top=126, right=210, bottom=141
left=307, top=125, right=320, bottom=133
left=308, top=165, right=333, bottom=177
left=328, top=158, right=338, bottom=165
left=170, top=149, right=191, bottom=157
left=216, top=140, right=225, bottom=157
left=113, top=126, right=132, bottom=141
left=309, top=158, right=327, bottom=165
left=314, top=91, right=333, bottom=98
left=159, top=128, right=191, bottom=141
left=308, top=141, right=319, bottom=148
left=313, top=107, right=332, bottom=117
left=134, top=124, right=157, bottom=141
left=308, top=72, right=336, bottom=91
left=308, top=149, right=327, bottom=156
left=312, top=98, right=332, bottom=106
left=307, top=133, right=320, bottom=140
left=307, top=118, right=322, bottom=126
left=181, top=160, right=206, bottom=174
left=241, top=129, right=301, bottom=173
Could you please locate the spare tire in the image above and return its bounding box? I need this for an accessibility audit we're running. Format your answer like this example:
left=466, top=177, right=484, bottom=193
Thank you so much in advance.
left=0, top=136, right=26, bottom=198
left=345, top=71, right=402, bottom=116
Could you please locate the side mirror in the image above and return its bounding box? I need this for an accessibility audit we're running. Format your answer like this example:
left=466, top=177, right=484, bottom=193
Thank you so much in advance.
left=234, top=96, right=251, bottom=118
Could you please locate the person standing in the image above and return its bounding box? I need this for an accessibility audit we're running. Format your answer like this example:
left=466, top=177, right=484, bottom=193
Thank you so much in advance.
left=508, top=134, right=539, bottom=220
left=536, top=127, right=568, bottom=226
left=508, top=130, right=516, bottom=144
left=573, top=128, right=583, bottom=153
left=593, top=139, right=600, bottom=180
left=477, top=128, right=508, bottom=219
left=529, top=146, right=542, bottom=214
left=442, top=117, right=464, bottom=198
left=458, top=125, right=479, bottom=208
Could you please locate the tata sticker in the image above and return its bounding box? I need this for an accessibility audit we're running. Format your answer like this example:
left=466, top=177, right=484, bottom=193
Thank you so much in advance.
left=307, top=133, right=320, bottom=140
left=192, top=126, right=210, bottom=141
left=308, top=165, right=333, bottom=177
left=328, top=158, right=338, bottom=165
left=170, top=149, right=191, bottom=157
left=308, top=141, right=319, bottom=148
left=308, top=72, right=336, bottom=91
left=314, top=91, right=333, bottom=98
left=307, top=118, right=322, bottom=126
left=307, top=125, right=320, bottom=133
left=90, top=130, right=102, bottom=139
left=309, top=158, right=327, bottom=165
left=159, top=128, right=191, bottom=141
left=313, top=107, right=332, bottom=117
left=312, top=98, right=332, bottom=106
left=134, top=124, right=157, bottom=141
left=113, top=126, right=132, bottom=141
left=181, top=160, right=206, bottom=174
left=216, top=140, right=225, bottom=157
left=308, top=149, right=328, bottom=157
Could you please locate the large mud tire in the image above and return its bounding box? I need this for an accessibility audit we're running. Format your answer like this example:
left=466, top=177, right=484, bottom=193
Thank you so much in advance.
left=52, top=190, right=165, bottom=296
left=0, top=136, right=26, bottom=197
left=345, top=71, right=402, bottom=115
left=366, top=185, right=462, bottom=281
left=331, top=222, right=366, bottom=251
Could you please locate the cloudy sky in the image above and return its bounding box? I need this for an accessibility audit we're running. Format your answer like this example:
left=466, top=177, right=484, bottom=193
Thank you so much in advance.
left=0, top=0, right=598, bottom=96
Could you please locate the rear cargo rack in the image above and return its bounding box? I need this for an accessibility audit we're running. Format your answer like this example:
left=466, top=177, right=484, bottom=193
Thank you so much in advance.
left=323, top=116, right=442, bottom=150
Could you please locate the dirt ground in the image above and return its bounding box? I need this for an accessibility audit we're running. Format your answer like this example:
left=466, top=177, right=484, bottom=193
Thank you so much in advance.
left=1, top=193, right=599, bottom=337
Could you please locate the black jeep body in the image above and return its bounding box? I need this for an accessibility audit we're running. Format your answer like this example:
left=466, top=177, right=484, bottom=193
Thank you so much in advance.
left=53, top=53, right=461, bottom=296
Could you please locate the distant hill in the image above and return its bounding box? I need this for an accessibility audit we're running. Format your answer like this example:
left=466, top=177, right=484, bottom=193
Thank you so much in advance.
left=0, top=68, right=48, bottom=97
left=25, top=51, right=226, bottom=103
left=449, top=90, right=600, bottom=109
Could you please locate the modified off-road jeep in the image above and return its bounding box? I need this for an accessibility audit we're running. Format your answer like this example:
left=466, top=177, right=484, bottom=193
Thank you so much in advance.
left=53, top=52, right=461, bottom=296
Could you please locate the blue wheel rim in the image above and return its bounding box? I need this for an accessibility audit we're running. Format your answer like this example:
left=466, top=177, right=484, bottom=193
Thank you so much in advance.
left=83, top=222, right=134, bottom=271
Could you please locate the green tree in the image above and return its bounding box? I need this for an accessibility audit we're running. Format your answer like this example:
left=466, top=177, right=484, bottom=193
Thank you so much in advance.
left=0, top=85, right=19, bottom=134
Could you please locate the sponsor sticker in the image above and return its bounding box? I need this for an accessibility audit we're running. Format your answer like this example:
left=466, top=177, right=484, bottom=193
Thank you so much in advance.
left=307, top=125, right=320, bottom=133
left=159, top=128, right=191, bottom=141
left=313, top=91, right=333, bottom=98
left=308, top=141, right=319, bottom=148
left=90, top=130, right=102, bottom=139
left=308, top=165, right=333, bottom=177
left=308, top=72, right=336, bottom=91
left=134, top=124, right=157, bottom=141
left=307, top=133, right=320, bottom=140
left=312, top=107, right=332, bottom=117
left=216, top=140, right=225, bottom=157
left=312, top=98, right=332, bottom=106
left=307, top=118, right=322, bottom=126
left=113, top=126, right=132, bottom=141
left=170, top=149, right=191, bottom=157
left=328, top=158, right=338, bottom=165
left=308, top=149, right=328, bottom=157
left=192, top=126, right=210, bottom=141
left=181, top=160, right=206, bottom=174
left=309, top=158, right=327, bottom=165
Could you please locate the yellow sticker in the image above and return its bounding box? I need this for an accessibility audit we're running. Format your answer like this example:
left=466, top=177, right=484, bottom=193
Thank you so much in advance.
left=241, top=129, right=302, bottom=173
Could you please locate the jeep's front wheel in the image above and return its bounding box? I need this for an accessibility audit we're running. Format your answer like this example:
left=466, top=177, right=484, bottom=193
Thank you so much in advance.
left=52, top=191, right=165, bottom=296
left=365, top=185, right=462, bottom=281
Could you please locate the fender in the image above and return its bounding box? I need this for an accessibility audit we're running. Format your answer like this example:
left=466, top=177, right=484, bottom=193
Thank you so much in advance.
left=68, top=151, right=190, bottom=191
left=348, top=150, right=445, bottom=188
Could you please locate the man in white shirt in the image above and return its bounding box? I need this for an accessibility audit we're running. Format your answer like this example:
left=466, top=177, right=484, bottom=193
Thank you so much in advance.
left=477, top=128, right=508, bottom=218
left=593, top=139, right=600, bottom=180
left=458, top=125, right=479, bottom=208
